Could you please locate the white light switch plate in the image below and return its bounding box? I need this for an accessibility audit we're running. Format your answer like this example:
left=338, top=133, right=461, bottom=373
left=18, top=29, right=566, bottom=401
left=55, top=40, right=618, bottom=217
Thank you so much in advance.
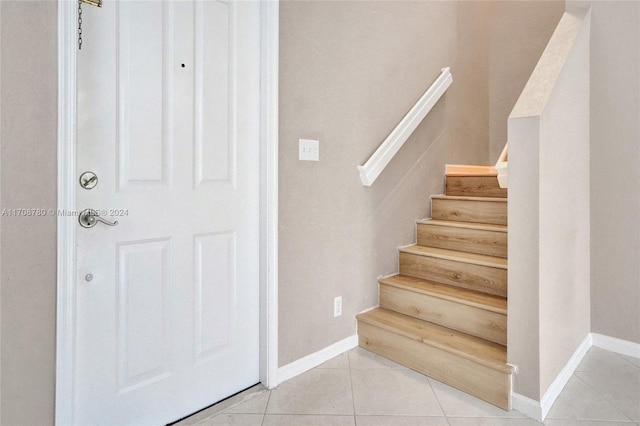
left=334, top=296, right=342, bottom=317
left=299, top=139, right=319, bottom=161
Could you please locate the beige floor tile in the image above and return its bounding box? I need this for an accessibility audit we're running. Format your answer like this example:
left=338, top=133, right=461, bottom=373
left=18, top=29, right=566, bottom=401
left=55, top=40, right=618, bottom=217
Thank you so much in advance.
left=577, top=348, right=639, bottom=372
left=197, top=413, right=263, bottom=425
left=622, top=355, right=640, bottom=369
left=262, top=414, right=355, bottom=425
left=224, top=391, right=271, bottom=414
left=266, top=368, right=354, bottom=415
left=318, top=353, right=350, bottom=369
left=176, top=385, right=267, bottom=426
left=544, top=420, right=634, bottom=426
left=178, top=344, right=638, bottom=425
left=348, top=347, right=407, bottom=370
left=577, top=370, right=640, bottom=421
left=428, top=378, right=525, bottom=418
left=447, top=418, right=542, bottom=425
left=350, top=368, right=443, bottom=416
left=356, top=415, right=449, bottom=425
left=546, top=376, right=629, bottom=421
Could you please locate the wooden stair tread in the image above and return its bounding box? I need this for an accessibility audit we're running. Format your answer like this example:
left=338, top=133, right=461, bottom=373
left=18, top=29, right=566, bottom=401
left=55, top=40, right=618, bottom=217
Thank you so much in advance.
left=379, top=274, right=507, bottom=314
left=416, top=219, right=508, bottom=259
left=417, top=218, right=507, bottom=233
left=431, top=196, right=507, bottom=226
left=445, top=175, right=507, bottom=198
left=445, top=165, right=497, bottom=176
left=357, top=308, right=512, bottom=374
left=432, top=195, right=506, bottom=203
left=400, top=245, right=507, bottom=269
left=358, top=165, right=511, bottom=409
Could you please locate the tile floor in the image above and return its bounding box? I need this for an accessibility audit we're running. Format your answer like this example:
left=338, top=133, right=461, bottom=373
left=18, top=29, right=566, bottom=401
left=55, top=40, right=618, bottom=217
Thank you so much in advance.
left=180, top=346, right=640, bottom=426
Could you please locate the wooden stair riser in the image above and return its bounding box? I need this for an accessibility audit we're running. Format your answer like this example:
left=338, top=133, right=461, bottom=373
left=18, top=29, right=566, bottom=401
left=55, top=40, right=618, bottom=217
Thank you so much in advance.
left=432, top=198, right=507, bottom=225
left=380, top=284, right=507, bottom=345
left=399, top=252, right=507, bottom=297
left=358, top=321, right=511, bottom=410
left=417, top=223, right=507, bottom=258
left=446, top=176, right=507, bottom=198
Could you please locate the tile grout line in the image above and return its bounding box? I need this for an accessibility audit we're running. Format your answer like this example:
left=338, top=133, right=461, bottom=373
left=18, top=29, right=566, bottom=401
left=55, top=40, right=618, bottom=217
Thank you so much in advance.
left=347, top=350, right=358, bottom=426
left=571, top=372, right=636, bottom=423
left=614, top=351, right=640, bottom=370
left=426, top=377, right=451, bottom=425
left=260, top=390, right=273, bottom=426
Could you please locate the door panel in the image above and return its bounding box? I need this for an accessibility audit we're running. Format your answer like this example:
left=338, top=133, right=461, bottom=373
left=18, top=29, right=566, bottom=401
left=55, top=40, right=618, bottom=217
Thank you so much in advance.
left=74, top=1, right=260, bottom=424
left=195, top=0, right=233, bottom=185
left=116, top=238, right=172, bottom=392
left=194, top=232, right=235, bottom=361
left=118, top=1, right=173, bottom=187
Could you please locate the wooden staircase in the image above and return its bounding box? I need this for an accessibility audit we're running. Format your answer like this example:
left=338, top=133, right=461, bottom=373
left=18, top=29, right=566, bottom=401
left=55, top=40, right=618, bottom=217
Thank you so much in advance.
left=357, top=167, right=513, bottom=410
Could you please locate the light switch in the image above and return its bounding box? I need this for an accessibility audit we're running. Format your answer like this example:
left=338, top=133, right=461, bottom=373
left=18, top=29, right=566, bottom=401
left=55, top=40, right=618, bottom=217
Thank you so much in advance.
left=299, top=139, right=319, bottom=161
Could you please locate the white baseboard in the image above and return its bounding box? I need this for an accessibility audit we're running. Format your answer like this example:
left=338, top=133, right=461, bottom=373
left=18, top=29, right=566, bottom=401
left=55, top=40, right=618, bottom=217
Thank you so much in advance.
left=356, top=305, right=379, bottom=316
left=513, top=333, right=592, bottom=422
left=592, top=333, right=640, bottom=358
left=512, top=393, right=544, bottom=422
left=276, top=334, right=358, bottom=385
left=539, top=333, right=592, bottom=419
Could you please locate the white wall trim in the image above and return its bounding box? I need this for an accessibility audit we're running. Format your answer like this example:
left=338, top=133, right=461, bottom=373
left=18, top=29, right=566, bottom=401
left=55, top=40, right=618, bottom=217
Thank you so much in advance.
left=277, top=335, right=358, bottom=385
left=511, top=332, right=640, bottom=422
left=55, top=1, right=78, bottom=424
left=55, top=1, right=279, bottom=422
left=357, top=67, right=452, bottom=186
left=357, top=305, right=380, bottom=315
left=0, top=2, right=3, bottom=422
left=592, top=333, right=640, bottom=358
left=512, top=393, right=543, bottom=422
left=259, top=0, right=279, bottom=390
left=539, top=333, right=592, bottom=419
left=512, top=333, right=591, bottom=422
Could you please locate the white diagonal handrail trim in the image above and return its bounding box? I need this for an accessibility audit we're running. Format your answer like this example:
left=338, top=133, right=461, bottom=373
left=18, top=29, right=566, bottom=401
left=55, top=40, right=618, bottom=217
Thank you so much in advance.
left=358, top=67, right=452, bottom=186
left=495, top=142, right=508, bottom=188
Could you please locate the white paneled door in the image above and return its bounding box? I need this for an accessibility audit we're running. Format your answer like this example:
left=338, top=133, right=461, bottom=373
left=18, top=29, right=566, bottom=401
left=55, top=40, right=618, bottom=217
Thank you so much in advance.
left=74, top=1, right=260, bottom=424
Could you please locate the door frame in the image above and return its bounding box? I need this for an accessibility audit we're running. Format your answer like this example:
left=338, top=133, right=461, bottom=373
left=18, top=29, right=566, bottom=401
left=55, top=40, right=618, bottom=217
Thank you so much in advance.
left=55, top=1, right=279, bottom=423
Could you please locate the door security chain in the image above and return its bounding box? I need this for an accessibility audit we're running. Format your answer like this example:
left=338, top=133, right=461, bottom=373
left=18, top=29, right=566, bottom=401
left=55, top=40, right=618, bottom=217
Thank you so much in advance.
left=78, top=0, right=102, bottom=50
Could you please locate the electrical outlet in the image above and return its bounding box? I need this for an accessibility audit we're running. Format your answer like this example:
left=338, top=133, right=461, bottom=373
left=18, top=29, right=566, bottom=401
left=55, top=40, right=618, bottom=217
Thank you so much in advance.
left=299, top=139, right=319, bottom=161
left=334, top=296, right=342, bottom=317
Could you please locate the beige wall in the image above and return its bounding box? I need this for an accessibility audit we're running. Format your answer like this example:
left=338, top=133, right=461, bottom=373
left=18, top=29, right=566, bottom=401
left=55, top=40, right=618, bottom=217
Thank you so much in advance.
left=0, top=2, right=58, bottom=424
left=567, top=0, right=640, bottom=345
left=508, top=9, right=591, bottom=400
left=488, top=1, right=564, bottom=161
left=278, top=0, right=563, bottom=366
left=278, top=0, right=488, bottom=366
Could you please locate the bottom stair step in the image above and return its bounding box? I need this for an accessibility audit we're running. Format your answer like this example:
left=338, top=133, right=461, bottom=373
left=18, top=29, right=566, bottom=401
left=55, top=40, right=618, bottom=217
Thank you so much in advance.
left=379, top=274, right=507, bottom=345
left=356, top=308, right=513, bottom=410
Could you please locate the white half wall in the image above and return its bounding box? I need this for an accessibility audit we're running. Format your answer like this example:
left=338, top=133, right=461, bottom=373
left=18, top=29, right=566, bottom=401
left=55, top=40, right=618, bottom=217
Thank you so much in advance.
left=508, top=8, right=591, bottom=401
left=537, top=8, right=591, bottom=395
